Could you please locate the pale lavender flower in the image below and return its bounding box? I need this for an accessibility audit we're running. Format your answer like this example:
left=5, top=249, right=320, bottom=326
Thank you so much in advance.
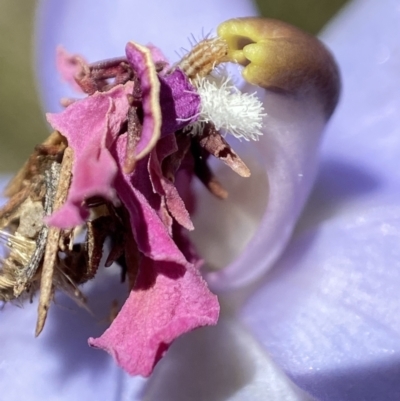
left=0, top=0, right=399, bottom=400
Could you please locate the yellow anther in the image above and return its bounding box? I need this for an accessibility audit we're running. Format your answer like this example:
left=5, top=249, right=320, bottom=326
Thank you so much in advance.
left=217, top=17, right=340, bottom=118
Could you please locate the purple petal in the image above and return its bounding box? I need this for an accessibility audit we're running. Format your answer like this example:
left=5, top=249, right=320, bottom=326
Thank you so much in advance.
left=242, top=207, right=400, bottom=400
left=142, top=314, right=313, bottom=401
left=318, top=0, right=400, bottom=208
left=0, top=304, right=136, bottom=400
left=35, top=0, right=257, bottom=113
left=159, top=68, right=200, bottom=135
left=241, top=0, right=400, bottom=399
left=197, top=87, right=329, bottom=290
left=36, top=0, right=323, bottom=291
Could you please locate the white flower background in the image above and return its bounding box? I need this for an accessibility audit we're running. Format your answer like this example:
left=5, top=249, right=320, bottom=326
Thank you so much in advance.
left=1, top=0, right=400, bottom=400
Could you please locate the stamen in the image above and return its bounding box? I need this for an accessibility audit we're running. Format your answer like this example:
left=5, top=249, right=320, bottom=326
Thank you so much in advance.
left=176, top=37, right=229, bottom=80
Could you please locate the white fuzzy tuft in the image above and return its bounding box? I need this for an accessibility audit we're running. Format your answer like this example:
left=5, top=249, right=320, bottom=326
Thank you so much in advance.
left=192, top=74, right=265, bottom=141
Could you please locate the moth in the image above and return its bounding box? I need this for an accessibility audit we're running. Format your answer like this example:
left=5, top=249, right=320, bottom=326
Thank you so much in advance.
left=0, top=132, right=135, bottom=335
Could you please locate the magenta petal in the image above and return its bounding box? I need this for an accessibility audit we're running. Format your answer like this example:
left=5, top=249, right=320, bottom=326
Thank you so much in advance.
left=125, top=41, right=161, bottom=160
left=46, top=84, right=133, bottom=228
left=159, top=69, right=200, bottom=135
left=89, top=256, right=219, bottom=376
left=93, top=134, right=219, bottom=376
left=111, top=134, right=188, bottom=262
left=48, top=147, right=118, bottom=227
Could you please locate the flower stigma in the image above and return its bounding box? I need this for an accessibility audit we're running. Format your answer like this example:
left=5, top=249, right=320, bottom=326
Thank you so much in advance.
left=190, top=74, right=265, bottom=141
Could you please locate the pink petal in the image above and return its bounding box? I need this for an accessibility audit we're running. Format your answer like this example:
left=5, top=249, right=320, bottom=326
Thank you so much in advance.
left=89, top=256, right=219, bottom=376
left=46, top=83, right=133, bottom=228
left=85, top=134, right=219, bottom=376
left=110, top=134, right=189, bottom=262
left=55, top=46, right=86, bottom=94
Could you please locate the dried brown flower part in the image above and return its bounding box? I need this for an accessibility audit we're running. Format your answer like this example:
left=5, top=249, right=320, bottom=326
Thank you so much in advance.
left=0, top=132, right=66, bottom=302
left=195, top=123, right=251, bottom=178
left=191, top=138, right=229, bottom=200
left=36, top=146, right=73, bottom=335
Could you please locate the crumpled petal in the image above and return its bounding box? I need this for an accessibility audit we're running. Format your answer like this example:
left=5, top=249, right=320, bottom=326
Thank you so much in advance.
left=124, top=42, right=200, bottom=160
left=88, top=135, right=219, bottom=376
left=55, top=46, right=86, bottom=93
left=240, top=0, right=400, bottom=399
left=110, top=134, right=190, bottom=263
left=46, top=83, right=133, bottom=227
left=89, top=256, right=219, bottom=377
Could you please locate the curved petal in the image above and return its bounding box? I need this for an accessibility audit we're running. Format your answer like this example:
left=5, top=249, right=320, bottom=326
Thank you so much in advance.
left=196, top=17, right=340, bottom=290
left=35, top=0, right=257, bottom=112
left=317, top=0, right=400, bottom=216
left=195, top=89, right=329, bottom=290
left=241, top=0, right=400, bottom=399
